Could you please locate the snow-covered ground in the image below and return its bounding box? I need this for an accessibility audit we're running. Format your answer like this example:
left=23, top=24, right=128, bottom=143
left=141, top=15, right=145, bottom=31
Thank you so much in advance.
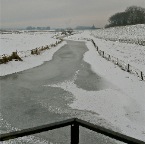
left=0, top=31, right=59, bottom=55
left=64, top=33, right=145, bottom=141
left=91, top=24, right=145, bottom=45
left=0, top=41, right=66, bottom=76
left=0, top=31, right=66, bottom=76
left=83, top=41, right=145, bottom=141
left=67, top=29, right=145, bottom=76
left=64, top=26, right=145, bottom=141
left=0, top=25, right=145, bottom=142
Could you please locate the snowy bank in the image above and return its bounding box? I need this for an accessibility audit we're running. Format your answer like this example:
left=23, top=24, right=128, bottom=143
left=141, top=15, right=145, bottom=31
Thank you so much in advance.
left=49, top=39, right=145, bottom=141
left=0, top=31, right=58, bottom=55
left=0, top=42, right=66, bottom=76
left=66, top=30, right=145, bottom=77
left=83, top=41, right=145, bottom=141
left=63, top=29, right=145, bottom=141
left=0, top=31, right=67, bottom=76
left=91, top=24, right=145, bottom=46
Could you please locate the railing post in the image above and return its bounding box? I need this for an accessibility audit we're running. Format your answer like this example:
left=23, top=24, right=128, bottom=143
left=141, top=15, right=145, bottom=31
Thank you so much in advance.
left=71, top=122, right=79, bottom=144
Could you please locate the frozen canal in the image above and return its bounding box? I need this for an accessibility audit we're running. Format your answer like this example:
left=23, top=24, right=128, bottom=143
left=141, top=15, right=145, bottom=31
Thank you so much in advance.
left=0, top=40, right=117, bottom=143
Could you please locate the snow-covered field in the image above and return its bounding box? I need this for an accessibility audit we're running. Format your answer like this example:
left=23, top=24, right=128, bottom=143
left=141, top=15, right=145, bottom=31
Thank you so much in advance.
left=91, top=24, right=145, bottom=46
left=90, top=24, right=145, bottom=74
left=64, top=25, right=145, bottom=141
left=84, top=41, right=145, bottom=141
left=0, top=25, right=145, bottom=142
left=67, top=27, right=145, bottom=76
left=0, top=31, right=59, bottom=55
left=0, top=31, right=66, bottom=76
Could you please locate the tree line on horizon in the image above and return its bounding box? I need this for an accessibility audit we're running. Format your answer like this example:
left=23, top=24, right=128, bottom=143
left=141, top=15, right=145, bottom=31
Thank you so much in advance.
left=26, top=26, right=50, bottom=30
left=105, top=6, right=145, bottom=28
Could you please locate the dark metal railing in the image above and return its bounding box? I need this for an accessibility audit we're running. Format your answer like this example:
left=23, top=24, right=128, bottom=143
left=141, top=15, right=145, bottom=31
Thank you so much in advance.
left=0, top=118, right=145, bottom=144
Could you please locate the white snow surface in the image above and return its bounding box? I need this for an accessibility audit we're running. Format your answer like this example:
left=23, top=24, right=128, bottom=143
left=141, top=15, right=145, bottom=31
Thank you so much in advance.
left=67, top=28, right=145, bottom=74
left=62, top=27, right=145, bottom=141
left=83, top=42, right=145, bottom=140
left=0, top=42, right=66, bottom=76
left=0, top=31, right=66, bottom=76
left=0, top=31, right=58, bottom=55
left=92, top=38, right=145, bottom=73
left=48, top=39, right=145, bottom=141
left=91, top=24, right=145, bottom=43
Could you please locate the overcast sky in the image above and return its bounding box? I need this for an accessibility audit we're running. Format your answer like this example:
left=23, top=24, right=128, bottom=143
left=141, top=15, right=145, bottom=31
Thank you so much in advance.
left=0, top=0, right=145, bottom=29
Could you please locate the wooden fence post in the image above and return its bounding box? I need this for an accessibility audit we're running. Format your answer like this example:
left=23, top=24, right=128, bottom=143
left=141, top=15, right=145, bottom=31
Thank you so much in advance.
left=108, top=55, right=110, bottom=61
left=96, top=46, right=98, bottom=51
left=116, top=58, right=118, bottom=65
left=141, top=71, right=143, bottom=80
left=102, top=51, right=104, bottom=58
left=127, top=64, right=130, bottom=72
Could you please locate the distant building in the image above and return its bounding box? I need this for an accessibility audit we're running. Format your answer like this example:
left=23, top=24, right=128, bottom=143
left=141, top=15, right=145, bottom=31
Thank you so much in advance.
left=91, top=24, right=96, bottom=29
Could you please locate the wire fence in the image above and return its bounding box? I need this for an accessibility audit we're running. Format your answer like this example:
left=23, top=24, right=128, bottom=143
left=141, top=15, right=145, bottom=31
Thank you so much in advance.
left=89, top=39, right=145, bottom=81
left=91, top=34, right=145, bottom=46
left=0, top=39, right=63, bottom=64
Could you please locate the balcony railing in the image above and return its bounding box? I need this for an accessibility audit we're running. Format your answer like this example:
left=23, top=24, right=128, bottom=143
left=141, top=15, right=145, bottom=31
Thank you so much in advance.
left=0, top=118, right=145, bottom=144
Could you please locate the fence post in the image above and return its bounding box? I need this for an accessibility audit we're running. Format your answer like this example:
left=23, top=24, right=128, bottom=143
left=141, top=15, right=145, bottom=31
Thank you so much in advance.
left=108, top=55, right=110, bottom=61
left=116, top=58, right=118, bottom=65
left=127, top=64, right=130, bottom=72
left=102, top=51, right=104, bottom=58
left=71, top=122, right=79, bottom=144
left=96, top=46, right=98, bottom=51
left=141, top=71, right=143, bottom=80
